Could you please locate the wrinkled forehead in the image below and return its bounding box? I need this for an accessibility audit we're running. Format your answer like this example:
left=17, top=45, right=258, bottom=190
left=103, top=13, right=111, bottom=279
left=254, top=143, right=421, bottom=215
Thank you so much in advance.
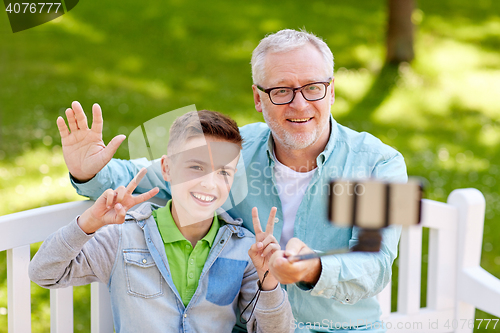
left=262, top=46, right=330, bottom=86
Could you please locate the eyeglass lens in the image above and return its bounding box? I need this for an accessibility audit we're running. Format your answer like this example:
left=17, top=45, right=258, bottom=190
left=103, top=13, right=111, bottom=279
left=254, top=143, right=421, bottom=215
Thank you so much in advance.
left=270, top=83, right=327, bottom=104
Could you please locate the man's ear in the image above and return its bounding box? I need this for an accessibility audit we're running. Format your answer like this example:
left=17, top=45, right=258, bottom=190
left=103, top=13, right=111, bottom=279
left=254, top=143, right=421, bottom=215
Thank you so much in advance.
left=161, top=155, right=171, bottom=182
left=252, top=85, right=263, bottom=113
left=329, top=78, right=335, bottom=106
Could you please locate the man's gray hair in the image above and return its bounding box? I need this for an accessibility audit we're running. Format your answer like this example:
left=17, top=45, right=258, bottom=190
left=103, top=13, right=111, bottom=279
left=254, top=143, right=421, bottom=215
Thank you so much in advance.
left=251, top=29, right=334, bottom=85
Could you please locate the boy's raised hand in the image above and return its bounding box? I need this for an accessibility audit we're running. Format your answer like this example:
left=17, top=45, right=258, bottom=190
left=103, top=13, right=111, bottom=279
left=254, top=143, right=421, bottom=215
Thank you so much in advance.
left=57, top=101, right=126, bottom=182
left=78, top=168, right=159, bottom=234
left=248, top=207, right=280, bottom=290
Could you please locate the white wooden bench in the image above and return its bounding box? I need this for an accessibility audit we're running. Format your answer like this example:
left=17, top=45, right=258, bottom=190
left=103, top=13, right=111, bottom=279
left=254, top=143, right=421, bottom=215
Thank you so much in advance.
left=377, top=188, right=500, bottom=332
left=0, top=200, right=112, bottom=333
left=1, top=189, right=499, bottom=332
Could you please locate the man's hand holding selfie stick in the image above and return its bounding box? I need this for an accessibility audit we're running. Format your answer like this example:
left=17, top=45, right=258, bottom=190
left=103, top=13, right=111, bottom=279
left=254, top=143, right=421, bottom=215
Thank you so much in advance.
left=270, top=179, right=422, bottom=285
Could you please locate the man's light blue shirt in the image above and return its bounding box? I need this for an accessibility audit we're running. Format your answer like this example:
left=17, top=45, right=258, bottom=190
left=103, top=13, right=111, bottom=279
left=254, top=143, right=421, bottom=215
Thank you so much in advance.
left=72, top=115, right=407, bottom=332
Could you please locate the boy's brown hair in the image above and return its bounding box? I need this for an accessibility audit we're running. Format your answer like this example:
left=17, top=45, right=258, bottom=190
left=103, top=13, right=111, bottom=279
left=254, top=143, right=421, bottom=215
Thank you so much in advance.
left=167, top=110, right=243, bottom=155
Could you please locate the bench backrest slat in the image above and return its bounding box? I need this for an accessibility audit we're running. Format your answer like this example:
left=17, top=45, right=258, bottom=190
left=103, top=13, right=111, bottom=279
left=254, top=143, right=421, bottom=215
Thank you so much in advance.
left=7, top=246, right=32, bottom=333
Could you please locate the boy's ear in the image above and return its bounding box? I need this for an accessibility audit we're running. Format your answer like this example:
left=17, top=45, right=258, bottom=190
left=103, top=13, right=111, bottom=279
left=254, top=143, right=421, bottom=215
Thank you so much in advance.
left=161, top=155, right=171, bottom=182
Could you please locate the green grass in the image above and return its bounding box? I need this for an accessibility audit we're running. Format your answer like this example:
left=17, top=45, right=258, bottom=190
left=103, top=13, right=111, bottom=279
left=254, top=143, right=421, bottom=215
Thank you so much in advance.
left=1, top=0, right=500, bottom=332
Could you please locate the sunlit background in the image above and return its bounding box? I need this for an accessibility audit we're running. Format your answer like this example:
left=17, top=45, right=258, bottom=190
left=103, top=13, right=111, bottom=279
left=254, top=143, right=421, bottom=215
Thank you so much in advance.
left=1, top=0, right=499, bottom=332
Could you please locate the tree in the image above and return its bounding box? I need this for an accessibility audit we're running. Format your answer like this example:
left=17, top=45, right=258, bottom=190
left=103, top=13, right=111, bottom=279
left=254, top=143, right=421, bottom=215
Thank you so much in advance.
left=386, top=0, right=415, bottom=64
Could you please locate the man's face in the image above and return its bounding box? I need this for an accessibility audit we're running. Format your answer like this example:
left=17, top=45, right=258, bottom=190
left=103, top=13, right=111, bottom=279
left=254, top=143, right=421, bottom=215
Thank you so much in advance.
left=252, top=43, right=335, bottom=151
left=161, top=136, right=240, bottom=226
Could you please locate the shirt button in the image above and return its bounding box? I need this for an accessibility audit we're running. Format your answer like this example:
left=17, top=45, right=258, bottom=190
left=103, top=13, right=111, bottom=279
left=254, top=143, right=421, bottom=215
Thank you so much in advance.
left=184, top=313, right=187, bottom=318
left=142, top=259, right=147, bottom=264
left=185, top=244, right=191, bottom=250
left=189, top=273, right=194, bottom=279
left=189, top=259, right=194, bottom=265
left=346, top=298, right=350, bottom=302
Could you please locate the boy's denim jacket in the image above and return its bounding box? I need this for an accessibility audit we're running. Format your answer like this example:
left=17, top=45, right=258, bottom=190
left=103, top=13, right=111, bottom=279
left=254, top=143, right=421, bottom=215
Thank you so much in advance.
left=29, top=202, right=293, bottom=333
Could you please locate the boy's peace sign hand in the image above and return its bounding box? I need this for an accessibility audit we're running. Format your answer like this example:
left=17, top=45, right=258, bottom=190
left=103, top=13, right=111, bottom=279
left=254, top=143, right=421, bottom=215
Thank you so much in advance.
left=248, top=207, right=280, bottom=290
left=57, top=101, right=126, bottom=182
left=78, top=168, right=159, bottom=234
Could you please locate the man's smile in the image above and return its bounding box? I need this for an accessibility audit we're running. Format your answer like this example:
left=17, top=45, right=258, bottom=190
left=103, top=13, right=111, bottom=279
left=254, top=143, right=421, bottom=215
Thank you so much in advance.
left=287, top=117, right=313, bottom=123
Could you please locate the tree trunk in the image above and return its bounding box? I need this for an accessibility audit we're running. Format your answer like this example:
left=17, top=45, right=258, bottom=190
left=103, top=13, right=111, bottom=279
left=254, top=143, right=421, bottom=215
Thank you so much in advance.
left=386, top=0, right=415, bottom=64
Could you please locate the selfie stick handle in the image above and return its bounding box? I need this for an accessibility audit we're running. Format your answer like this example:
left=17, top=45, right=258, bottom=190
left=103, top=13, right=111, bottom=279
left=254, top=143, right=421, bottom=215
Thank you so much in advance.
left=286, top=248, right=350, bottom=263
left=286, top=229, right=383, bottom=263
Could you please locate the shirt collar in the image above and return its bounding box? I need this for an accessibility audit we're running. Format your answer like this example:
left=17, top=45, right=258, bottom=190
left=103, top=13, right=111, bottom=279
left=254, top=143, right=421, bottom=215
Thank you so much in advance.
left=317, top=115, right=338, bottom=165
left=265, top=115, right=338, bottom=167
left=154, top=200, right=220, bottom=247
left=266, top=133, right=276, bottom=166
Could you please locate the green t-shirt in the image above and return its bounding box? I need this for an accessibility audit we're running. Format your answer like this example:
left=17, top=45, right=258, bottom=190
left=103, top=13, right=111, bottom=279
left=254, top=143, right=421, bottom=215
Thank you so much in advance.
left=152, top=200, right=220, bottom=306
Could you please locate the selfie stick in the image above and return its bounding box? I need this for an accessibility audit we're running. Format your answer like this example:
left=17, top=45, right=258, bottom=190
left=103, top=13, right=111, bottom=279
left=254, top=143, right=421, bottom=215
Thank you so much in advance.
left=287, top=179, right=422, bottom=262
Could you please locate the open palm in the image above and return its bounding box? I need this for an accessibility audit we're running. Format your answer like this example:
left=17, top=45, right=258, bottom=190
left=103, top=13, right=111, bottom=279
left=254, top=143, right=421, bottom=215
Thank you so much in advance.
left=57, top=101, right=125, bottom=182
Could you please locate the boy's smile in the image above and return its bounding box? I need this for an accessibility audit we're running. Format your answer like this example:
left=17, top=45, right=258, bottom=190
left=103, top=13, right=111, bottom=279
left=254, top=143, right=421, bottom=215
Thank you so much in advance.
left=161, top=135, right=240, bottom=227
left=191, top=192, right=216, bottom=203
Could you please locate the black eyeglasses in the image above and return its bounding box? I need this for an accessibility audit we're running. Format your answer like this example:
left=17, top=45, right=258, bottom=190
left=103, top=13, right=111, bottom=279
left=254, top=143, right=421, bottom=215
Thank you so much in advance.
left=256, top=78, right=333, bottom=105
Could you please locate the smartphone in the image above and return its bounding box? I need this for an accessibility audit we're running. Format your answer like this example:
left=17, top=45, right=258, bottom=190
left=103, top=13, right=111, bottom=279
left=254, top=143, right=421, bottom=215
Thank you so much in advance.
left=328, top=178, right=423, bottom=229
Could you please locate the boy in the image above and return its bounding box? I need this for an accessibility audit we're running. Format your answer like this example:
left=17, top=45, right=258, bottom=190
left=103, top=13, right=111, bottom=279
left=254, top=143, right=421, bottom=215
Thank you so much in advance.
left=29, top=110, right=293, bottom=333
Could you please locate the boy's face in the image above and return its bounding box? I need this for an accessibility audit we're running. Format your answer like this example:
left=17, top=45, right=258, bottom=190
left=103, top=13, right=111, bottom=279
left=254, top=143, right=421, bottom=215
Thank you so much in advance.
left=161, top=135, right=240, bottom=227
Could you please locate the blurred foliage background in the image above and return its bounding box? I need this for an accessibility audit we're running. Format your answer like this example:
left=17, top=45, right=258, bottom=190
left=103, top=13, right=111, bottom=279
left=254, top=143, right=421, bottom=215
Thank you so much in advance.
left=1, top=0, right=499, bottom=332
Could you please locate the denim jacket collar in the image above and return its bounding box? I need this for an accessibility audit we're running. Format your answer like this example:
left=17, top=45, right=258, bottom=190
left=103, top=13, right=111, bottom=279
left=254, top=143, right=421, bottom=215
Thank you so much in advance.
left=125, top=202, right=244, bottom=231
